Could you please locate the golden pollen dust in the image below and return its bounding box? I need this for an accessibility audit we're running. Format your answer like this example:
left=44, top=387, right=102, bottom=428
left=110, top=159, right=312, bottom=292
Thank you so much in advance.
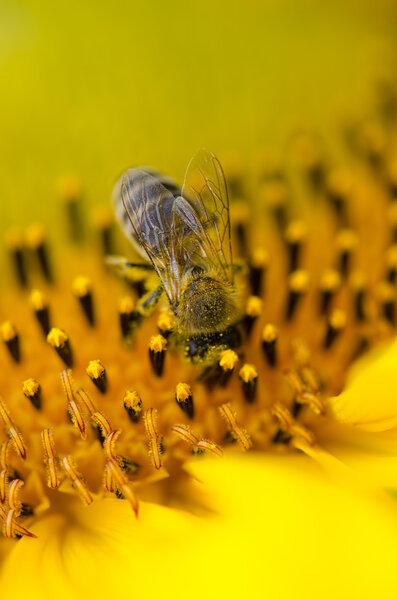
left=1, top=102, right=397, bottom=542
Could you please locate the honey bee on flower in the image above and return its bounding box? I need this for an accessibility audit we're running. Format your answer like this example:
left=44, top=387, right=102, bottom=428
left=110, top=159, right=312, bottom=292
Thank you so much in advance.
left=111, top=149, right=242, bottom=364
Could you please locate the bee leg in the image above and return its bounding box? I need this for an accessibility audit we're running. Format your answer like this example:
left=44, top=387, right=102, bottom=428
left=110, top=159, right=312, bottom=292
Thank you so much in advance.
left=106, top=255, right=154, bottom=274
left=231, top=260, right=247, bottom=275
left=138, top=285, right=163, bottom=317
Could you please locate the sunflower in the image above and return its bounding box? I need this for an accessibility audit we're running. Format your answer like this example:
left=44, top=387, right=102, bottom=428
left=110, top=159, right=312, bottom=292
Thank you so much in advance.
left=2, top=96, right=397, bottom=597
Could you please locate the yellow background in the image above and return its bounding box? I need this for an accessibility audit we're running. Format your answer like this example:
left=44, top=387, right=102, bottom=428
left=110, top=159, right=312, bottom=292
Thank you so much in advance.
left=0, top=0, right=396, bottom=229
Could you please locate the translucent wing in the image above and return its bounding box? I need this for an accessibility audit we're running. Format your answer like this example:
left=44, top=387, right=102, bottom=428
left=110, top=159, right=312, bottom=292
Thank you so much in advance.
left=119, top=169, right=183, bottom=305
left=180, top=148, right=233, bottom=282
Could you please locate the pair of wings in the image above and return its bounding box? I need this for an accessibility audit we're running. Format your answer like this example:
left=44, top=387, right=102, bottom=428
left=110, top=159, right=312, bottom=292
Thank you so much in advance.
left=118, top=149, right=233, bottom=306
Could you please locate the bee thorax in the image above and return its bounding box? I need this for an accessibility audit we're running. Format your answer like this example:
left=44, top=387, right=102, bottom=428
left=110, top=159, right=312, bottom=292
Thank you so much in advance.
left=177, top=277, right=237, bottom=335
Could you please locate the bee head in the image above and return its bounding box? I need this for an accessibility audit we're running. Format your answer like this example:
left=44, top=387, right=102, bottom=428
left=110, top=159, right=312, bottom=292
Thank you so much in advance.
left=177, top=276, right=239, bottom=335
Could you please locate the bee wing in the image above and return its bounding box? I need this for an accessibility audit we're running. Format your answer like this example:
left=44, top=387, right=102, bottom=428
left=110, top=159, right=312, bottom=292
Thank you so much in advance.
left=120, top=169, right=183, bottom=304
left=181, top=148, right=233, bottom=282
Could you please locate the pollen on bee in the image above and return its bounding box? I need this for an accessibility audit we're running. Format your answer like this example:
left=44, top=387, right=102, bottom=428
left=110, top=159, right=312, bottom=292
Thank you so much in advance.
left=175, top=382, right=194, bottom=419
left=1, top=320, right=20, bottom=363
left=123, top=389, right=143, bottom=423
left=22, top=378, right=42, bottom=410
left=86, top=359, right=107, bottom=393
left=262, top=323, right=278, bottom=367
left=0, top=396, right=27, bottom=460
left=239, top=364, right=258, bottom=403
left=148, top=335, right=167, bottom=377
left=73, top=276, right=95, bottom=326
left=41, top=428, right=59, bottom=489
left=29, top=289, right=51, bottom=335
left=47, top=327, right=73, bottom=367
left=218, top=403, right=252, bottom=451
left=60, top=370, right=86, bottom=439
left=61, top=456, right=93, bottom=506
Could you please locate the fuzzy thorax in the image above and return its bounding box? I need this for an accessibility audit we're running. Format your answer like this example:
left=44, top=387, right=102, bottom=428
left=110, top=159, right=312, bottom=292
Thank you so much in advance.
left=176, top=275, right=239, bottom=335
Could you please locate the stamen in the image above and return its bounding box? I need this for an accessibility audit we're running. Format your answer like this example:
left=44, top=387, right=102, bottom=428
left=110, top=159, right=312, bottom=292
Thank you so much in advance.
left=377, top=281, right=396, bottom=325
left=326, top=167, right=351, bottom=223
left=218, top=403, right=252, bottom=451
left=249, top=247, right=269, bottom=296
left=262, top=324, right=278, bottom=367
left=76, top=387, right=97, bottom=415
left=157, top=311, right=175, bottom=338
left=172, top=424, right=199, bottom=447
left=41, top=429, right=59, bottom=489
left=144, top=408, right=163, bottom=469
left=218, top=349, right=239, bottom=386
left=3, top=508, right=36, bottom=539
left=319, top=269, right=341, bottom=314
left=0, top=470, right=7, bottom=504
left=149, top=335, right=167, bottom=377
left=336, top=229, right=358, bottom=277
left=91, top=411, right=112, bottom=443
left=385, top=245, right=397, bottom=282
left=1, top=321, right=20, bottom=363
left=8, top=478, right=23, bottom=511
left=286, top=270, right=309, bottom=320
left=29, top=289, right=51, bottom=335
left=260, top=179, right=288, bottom=230
left=296, top=391, right=326, bottom=416
left=58, top=175, right=84, bottom=242
left=103, top=430, right=122, bottom=462
left=0, top=397, right=26, bottom=460
left=175, top=383, right=194, bottom=419
left=285, top=220, right=307, bottom=273
left=22, top=378, right=42, bottom=410
left=60, top=370, right=86, bottom=439
left=244, top=296, right=263, bottom=336
left=73, top=276, right=95, bottom=326
left=239, top=364, right=258, bottom=403
left=388, top=202, right=397, bottom=243
left=272, top=403, right=315, bottom=445
left=119, top=296, right=141, bottom=339
left=26, top=224, right=53, bottom=283
left=86, top=359, right=107, bottom=393
left=61, top=456, right=93, bottom=505
left=92, top=207, right=114, bottom=255
left=123, top=390, right=143, bottom=423
left=197, top=439, right=223, bottom=456
left=47, top=327, right=73, bottom=367
left=349, top=270, right=368, bottom=322
left=6, top=229, right=27, bottom=287
left=324, top=309, right=346, bottom=349
left=107, top=459, right=139, bottom=516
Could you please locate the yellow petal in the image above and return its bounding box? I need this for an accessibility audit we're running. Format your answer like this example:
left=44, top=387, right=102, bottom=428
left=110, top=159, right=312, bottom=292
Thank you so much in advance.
left=328, top=338, right=397, bottom=431
left=2, top=455, right=397, bottom=599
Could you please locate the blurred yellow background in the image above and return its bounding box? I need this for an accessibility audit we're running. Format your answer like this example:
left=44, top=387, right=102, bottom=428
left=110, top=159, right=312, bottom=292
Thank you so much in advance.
left=0, top=0, right=396, bottom=229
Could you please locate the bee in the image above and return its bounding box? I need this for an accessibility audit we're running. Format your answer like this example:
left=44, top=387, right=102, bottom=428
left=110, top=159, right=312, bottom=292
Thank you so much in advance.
left=112, top=149, right=241, bottom=363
